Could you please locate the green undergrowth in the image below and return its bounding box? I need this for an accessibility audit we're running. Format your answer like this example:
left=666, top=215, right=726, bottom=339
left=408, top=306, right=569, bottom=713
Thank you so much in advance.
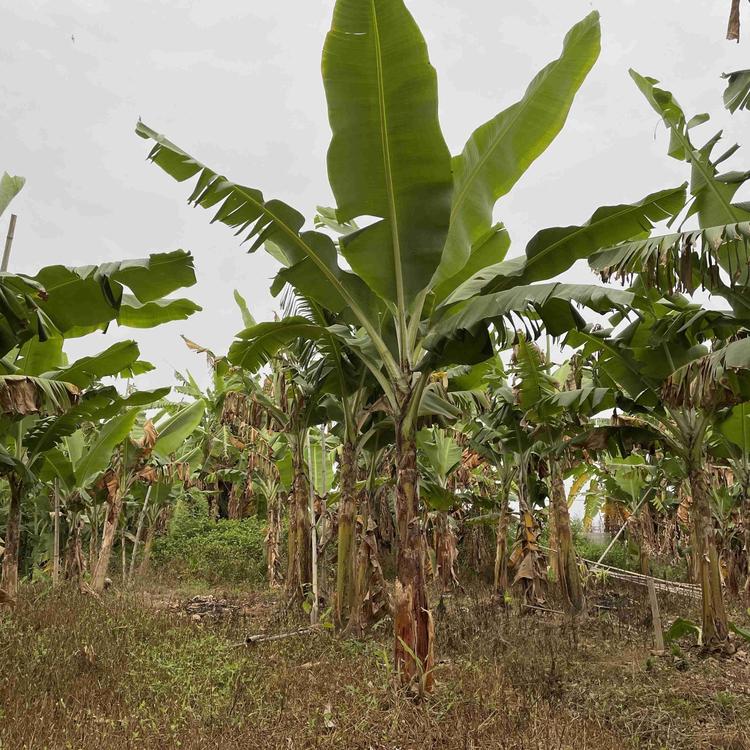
left=152, top=491, right=266, bottom=584
left=571, top=521, right=688, bottom=582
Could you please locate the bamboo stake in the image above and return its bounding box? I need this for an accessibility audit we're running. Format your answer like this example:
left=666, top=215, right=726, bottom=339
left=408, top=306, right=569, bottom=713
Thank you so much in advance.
left=2, top=214, right=17, bottom=272
left=52, top=480, right=60, bottom=587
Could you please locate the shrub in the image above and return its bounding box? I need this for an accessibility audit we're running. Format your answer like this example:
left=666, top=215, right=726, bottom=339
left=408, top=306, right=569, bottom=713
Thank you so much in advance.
left=153, top=490, right=266, bottom=584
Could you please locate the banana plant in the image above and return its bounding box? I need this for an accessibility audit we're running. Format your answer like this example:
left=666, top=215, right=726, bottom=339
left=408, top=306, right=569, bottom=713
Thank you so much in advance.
left=713, top=402, right=750, bottom=599
left=566, top=293, right=750, bottom=650
left=0, top=250, right=199, bottom=600
left=134, top=0, right=685, bottom=686
left=579, top=73, right=750, bottom=647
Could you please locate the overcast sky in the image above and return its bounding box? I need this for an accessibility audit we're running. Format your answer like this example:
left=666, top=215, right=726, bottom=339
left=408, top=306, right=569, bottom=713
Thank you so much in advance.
left=1, top=0, right=748, bottom=391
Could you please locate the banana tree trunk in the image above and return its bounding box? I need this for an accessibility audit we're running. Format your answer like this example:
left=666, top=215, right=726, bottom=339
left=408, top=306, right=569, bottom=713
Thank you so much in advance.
left=138, top=508, right=166, bottom=578
left=638, top=504, right=652, bottom=576
left=244, top=451, right=257, bottom=518
left=393, top=423, right=434, bottom=691
left=744, top=495, right=750, bottom=605
left=227, top=483, right=243, bottom=520
left=265, top=490, right=283, bottom=588
left=129, top=486, right=151, bottom=581
left=1, top=476, right=23, bottom=602
left=286, top=444, right=311, bottom=601
left=91, top=475, right=123, bottom=594
left=493, top=488, right=510, bottom=598
left=548, top=493, right=559, bottom=582
left=689, top=467, right=729, bottom=649
left=336, top=440, right=357, bottom=627
left=551, top=467, right=585, bottom=614
left=52, top=482, right=62, bottom=586
left=64, top=517, right=86, bottom=585
left=434, top=511, right=458, bottom=591
left=88, top=505, right=98, bottom=574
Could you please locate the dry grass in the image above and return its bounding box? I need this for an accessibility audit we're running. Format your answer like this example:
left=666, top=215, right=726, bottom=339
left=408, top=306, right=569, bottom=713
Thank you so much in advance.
left=0, top=581, right=748, bottom=750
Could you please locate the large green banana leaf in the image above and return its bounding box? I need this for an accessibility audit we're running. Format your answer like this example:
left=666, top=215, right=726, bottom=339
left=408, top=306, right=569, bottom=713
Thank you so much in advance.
left=33, top=251, right=199, bottom=335
left=665, top=337, right=750, bottom=408
left=631, top=71, right=750, bottom=228
left=153, top=400, right=205, bottom=458
left=432, top=225, right=510, bottom=305
left=545, top=386, right=616, bottom=417
left=116, top=294, right=200, bottom=328
left=13, top=336, right=65, bottom=376
left=229, top=318, right=328, bottom=372
left=306, top=432, right=336, bottom=496
left=0, top=173, right=25, bottom=219
left=322, top=0, right=453, bottom=306
left=23, top=386, right=169, bottom=461
left=40, top=447, right=76, bottom=492
left=135, top=123, right=375, bottom=328
left=422, top=283, right=634, bottom=366
left=0, top=273, right=54, bottom=356
left=48, top=341, right=141, bottom=389
left=233, top=290, right=256, bottom=328
left=723, top=69, right=750, bottom=113
left=446, top=186, right=686, bottom=303
left=589, top=221, right=750, bottom=294
left=417, top=427, right=462, bottom=483
left=74, top=408, right=140, bottom=487
left=512, top=337, right=557, bottom=414
left=718, top=401, right=750, bottom=452
left=435, top=12, right=600, bottom=287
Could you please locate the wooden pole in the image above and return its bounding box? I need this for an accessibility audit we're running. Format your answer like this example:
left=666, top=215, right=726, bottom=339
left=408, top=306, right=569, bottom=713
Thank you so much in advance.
left=307, top=433, right=319, bottom=625
left=121, top=525, right=127, bottom=585
left=52, top=480, right=60, bottom=587
left=647, top=578, right=665, bottom=653
left=2, top=214, right=17, bottom=272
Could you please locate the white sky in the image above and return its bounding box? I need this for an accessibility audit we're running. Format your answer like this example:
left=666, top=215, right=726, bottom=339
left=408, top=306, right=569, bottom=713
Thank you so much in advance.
left=1, top=0, right=748, bottom=391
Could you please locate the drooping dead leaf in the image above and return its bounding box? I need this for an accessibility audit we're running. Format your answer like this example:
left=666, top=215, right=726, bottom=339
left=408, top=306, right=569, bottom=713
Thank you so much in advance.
left=728, top=0, right=741, bottom=41
left=140, top=420, right=158, bottom=451
left=0, top=378, right=40, bottom=415
left=0, top=376, right=78, bottom=417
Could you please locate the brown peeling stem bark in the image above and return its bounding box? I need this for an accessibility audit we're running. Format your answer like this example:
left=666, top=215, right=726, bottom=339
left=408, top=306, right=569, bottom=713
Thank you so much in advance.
left=1, top=476, right=23, bottom=601
left=551, top=467, right=585, bottom=614
left=434, top=511, right=458, bottom=591
left=138, top=508, right=166, bottom=578
left=548, top=492, right=559, bottom=582
left=689, top=466, right=729, bottom=649
left=91, top=475, right=124, bottom=593
left=393, top=423, right=434, bottom=691
left=265, top=490, right=283, bottom=588
left=286, top=445, right=311, bottom=601
left=335, top=440, right=357, bottom=627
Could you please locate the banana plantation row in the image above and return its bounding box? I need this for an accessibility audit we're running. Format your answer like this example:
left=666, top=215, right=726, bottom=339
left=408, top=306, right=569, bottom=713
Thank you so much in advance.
left=3, top=0, right=750, bottom=691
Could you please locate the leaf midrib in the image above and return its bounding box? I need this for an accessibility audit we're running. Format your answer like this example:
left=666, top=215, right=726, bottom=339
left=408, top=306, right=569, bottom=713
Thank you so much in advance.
left=370, top=0, right=406, bottom=325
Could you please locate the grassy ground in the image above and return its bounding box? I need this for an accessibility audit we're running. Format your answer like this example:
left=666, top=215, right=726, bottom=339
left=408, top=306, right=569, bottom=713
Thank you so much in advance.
left=1, top=581, right=749, bottom=750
